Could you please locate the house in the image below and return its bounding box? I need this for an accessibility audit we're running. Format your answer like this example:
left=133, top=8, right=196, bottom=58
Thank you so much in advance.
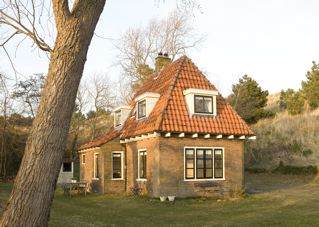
left=78, top=54, right=254, bottom=197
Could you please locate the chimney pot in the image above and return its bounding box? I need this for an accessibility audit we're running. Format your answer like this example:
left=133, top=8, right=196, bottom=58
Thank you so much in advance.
left=155, top=52, right=171, bottom=72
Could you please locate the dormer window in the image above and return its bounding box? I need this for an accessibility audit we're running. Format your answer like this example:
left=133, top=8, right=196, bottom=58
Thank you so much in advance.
left=183, top=88, right=218, bottom=116
left=134, top=92, right=160, bottom=120
left=194, top=95, right=213, bottom=114
left=114, top=110, right=121, bottom=126
left=113, top=106, right=131, bottom=128
left=137, top=100, right=146, bottom=119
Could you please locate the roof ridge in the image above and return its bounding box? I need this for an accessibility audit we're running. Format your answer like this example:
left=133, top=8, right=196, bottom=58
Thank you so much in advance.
left=154, top=56, right=187, bottom=131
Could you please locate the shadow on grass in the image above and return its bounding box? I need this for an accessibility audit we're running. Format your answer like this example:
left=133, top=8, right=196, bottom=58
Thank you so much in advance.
left=245, top=172, right=316, bottom=194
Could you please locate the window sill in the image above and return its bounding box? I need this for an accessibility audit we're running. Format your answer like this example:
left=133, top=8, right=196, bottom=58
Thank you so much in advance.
left=92, top=178, right=100, bottom=181
left=136, top=178, right=147, bottom=182
left=111, top=178, right=124, bottom=181
left=184, top=178, right=225, bottom=182
left=192, top=113, right=215, bottom=117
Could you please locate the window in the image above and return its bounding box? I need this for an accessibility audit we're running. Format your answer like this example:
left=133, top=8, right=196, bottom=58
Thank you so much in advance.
left=184, top=147, right=224, bottom=180
left=114, top=110, right=121, bottom=126
left=196, top=149, right=213, bottom=179
left=185, top=149, right=195, bottom=179
left=137, top=100, right=146, bottom=119
left=138, top=150, right=147, bottom=180
left=214, top=149, right=224, bottom=179
left=62, top=162, right=72, bottom=172
left=112, top=152, right=123, bottom=179
left=194, top=95, right=213, bottom=114
left=93, top=153, right=99, bottom=179
left=82, top=154, right=86, bottom=164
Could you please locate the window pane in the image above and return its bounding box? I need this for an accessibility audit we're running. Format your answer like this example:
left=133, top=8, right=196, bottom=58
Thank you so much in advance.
left=197, top=159, right=204, bottom=168
left=214, top=149, right=224, bottom=178
left=204, top=97, right=213, bottom=113
left=94, top=154, right=99, bottom=178
left=186, top=169, right=194, bottom=178
left=112, top=153, right=122, bottom=179
left=205, top=159, right=213, bottom=168
left=197, top=169, right=204, bottom=179
left=63, top=162, right=72, bottom=172
left=115, top=111, right=121, bottom=126
left=196, top=149, right=204, bottom=157
left=82, top=155, right=86, bottom=164
left=205, top=169, right=213, bottom=178
left=186, top=149, right=194, bottom=157
left=186, top=159, right=194, bottom=168
left=138, top=100, right=146, bottom=118
left=194, top=96, right=204, bottom=113
left=139, top=151, right=147, bottom=179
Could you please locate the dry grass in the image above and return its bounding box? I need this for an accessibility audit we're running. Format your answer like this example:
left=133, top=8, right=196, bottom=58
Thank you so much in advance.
left=246, top=109, right=319, bottom=169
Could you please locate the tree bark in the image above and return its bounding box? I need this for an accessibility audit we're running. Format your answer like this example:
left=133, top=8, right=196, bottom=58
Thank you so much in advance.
left=0, top=1, right=106, bottom=226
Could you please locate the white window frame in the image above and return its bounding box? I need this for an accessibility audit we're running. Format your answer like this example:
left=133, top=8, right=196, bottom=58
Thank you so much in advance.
left=137, top=99, right=147, bottom=120
left=137, top=149, right=147, bottom=181
left=82, top=154, right=86, bottom=164
left=183, top=147, right=225, bottom=181
left=93, top=152, right=99, bottom=180
left=111, top=151, right=124, bottom=180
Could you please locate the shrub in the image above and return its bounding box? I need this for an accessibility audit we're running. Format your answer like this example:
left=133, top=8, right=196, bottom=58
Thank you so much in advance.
left=245, top=167, right=267, bottom=174
left=272, top=161, right=317, bottom=175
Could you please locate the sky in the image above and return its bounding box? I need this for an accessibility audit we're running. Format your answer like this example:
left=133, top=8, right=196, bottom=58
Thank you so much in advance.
left=1, top=0, right=319, bottom=96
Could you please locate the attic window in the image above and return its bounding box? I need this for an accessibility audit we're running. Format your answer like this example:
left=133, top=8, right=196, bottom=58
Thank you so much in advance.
left=137, top=100, right=146, bottom=119
left=183, top=88, right=218, bottom=116
left=194, top=95, right=213, bottom=114
left=114, top=110, right=121, bottom=126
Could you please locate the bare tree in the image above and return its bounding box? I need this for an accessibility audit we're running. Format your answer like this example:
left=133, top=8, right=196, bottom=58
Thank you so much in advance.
left=86, top=74, right=115, bottom=140
left=0, top=1, right=197, bottom=226
left=0, top=73, right=12, bottom=180
left=116, top=10, right=204, bottom=90
left=12, top=74, right=45, bottom=117
left=87, top=74, right=115, bottom=112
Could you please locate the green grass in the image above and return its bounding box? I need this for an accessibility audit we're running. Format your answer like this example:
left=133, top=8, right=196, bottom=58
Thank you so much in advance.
left=1, top=173, right=319, bottom=226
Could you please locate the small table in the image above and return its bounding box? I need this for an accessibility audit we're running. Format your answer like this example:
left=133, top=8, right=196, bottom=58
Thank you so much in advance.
left=62, top=181, right=88, bottom=197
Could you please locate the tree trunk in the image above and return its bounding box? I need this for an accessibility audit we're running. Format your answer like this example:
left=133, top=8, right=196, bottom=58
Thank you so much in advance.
left=0, top=2, right=106, bottom=226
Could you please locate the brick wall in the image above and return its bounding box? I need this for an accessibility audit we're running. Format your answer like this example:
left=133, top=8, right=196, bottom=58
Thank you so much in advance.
left=79, top=147, right=104, bottom=193
left=101, top=139, right=126, bottom=194
left=125, top=137, right=160, bottom=196
left=157, top=137, right=244, bottom=197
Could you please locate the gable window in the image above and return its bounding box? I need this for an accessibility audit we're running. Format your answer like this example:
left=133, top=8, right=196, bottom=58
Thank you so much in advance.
left=184, top=147, right=224, bottom=180
left=62, top=162, right=72, bottom=172
left=93, top=153, right=99, bottom=179
left=137, top=100, right=146, bottom=119
left=194, top=95, right=213, bottom=114
left=82, top=154, right=86, bottom=164
left=114, top=110, right=121, bottom=126
left=138, top=150, right=147, bottom=180
left=112, top=152, right=123, bottom=179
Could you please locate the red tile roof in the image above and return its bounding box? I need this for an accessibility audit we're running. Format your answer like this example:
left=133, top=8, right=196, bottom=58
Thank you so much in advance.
left=121, top=56, right=254, bottom=138
left=80, top=55, right=253, bottom=150
left=78, top=127, right=121, bottom=150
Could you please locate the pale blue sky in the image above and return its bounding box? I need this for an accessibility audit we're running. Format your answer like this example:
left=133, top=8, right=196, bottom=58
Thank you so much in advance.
left=1, top=0, right=319, bottom=96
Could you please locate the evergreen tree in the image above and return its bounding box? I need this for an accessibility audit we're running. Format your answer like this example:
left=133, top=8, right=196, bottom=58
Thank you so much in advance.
left=228, top=75, right=269, bottom=124
left=279, top=89, right=304, bottom=115
left=302, top=61, right=319, bottom=109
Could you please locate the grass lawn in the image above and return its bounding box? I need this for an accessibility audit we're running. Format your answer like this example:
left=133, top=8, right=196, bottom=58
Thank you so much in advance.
left=1, top=173, right=319, bottom=226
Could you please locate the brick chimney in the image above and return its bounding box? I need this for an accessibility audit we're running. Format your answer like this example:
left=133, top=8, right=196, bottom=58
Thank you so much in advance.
left=155, top=52, right=171, bottom=72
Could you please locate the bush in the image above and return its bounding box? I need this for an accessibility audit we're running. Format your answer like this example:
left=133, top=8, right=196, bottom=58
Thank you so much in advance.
left=245, top=167, right=267, bottom=174
left=272, top=161, right=317, bottom=175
